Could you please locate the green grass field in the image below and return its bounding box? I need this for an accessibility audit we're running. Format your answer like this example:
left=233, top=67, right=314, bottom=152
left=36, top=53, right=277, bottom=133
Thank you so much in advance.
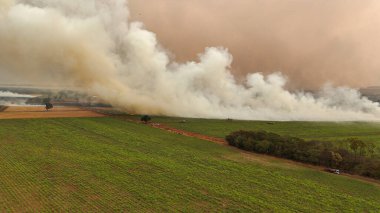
left=0, top=117, right=379, bottom=212
left=141, top=116, right=380, bottom=152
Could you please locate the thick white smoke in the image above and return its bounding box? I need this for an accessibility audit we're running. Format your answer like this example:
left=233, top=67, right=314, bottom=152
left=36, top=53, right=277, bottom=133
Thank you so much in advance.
left=0, top=90, right=35, bottom=105
left=0, top=90, right=34, bottom=98
left=0, top=0, right=379, bottom=121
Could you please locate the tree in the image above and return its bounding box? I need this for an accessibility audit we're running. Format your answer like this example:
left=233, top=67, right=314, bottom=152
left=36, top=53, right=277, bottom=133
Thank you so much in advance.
left=366, top=142, right=376, bottom=158
left=348, top=138, right=366, bottom=162
left=255, top=140, right=271, bottom=154
left=43, top=97, right=53, bottom=111
left=45, top=103, right=53, bottom=111
left=140, top=115, right=151, bottom=124
left=330, top=151, right=343, bottom=168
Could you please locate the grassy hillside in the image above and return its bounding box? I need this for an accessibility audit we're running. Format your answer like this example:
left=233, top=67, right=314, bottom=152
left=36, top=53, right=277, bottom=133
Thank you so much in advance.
left=0, top=117, right=379, bottom=212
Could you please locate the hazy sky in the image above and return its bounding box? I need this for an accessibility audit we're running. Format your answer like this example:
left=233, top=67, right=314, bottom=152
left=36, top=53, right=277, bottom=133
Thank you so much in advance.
left=129, top=0, right=380, bottom=89
left=1, top=0, right=380, bottom=120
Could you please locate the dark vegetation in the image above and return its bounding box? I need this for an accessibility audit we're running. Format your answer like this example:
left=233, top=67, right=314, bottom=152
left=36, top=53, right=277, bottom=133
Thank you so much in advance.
left=0, top=106, right=8, bottom=112
left=43, top=98, right=53, bottom=111
left=45, top=103, right=53, bottom=111
left=141, top=115, right=152, bottom=124
left=226, top=130, right=380, bottom=179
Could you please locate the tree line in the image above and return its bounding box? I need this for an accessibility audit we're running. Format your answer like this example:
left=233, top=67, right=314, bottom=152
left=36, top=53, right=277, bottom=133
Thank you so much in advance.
left=226, top=131, right=380, bottom=179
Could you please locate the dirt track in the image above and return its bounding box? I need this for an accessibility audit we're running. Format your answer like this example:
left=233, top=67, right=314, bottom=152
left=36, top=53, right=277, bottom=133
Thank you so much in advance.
left=0, top=106, right=105, bottom=119
left=150, top=123, right=226, bottom=145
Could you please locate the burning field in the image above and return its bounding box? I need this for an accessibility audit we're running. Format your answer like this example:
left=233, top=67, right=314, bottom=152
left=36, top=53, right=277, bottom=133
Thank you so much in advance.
left=0, top=106, right=105, bottom=119
left=0, top=0, right=379, bottom=212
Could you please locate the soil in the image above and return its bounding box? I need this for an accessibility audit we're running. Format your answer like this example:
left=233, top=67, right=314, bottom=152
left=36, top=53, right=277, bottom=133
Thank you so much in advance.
left=0, top=106, right=105, bottom=120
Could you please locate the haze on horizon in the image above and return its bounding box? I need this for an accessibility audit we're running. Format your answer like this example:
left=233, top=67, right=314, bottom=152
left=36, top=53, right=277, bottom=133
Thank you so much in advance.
left=129, top=0, right=380, bottom=89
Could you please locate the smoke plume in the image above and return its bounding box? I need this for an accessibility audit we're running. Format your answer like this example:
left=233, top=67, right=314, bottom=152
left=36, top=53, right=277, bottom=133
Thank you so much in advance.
left=0, top=90, right=35, bottom=105
left=0, top=91, right=34, bottom=98
left=0, top=0, right=380, bottom=121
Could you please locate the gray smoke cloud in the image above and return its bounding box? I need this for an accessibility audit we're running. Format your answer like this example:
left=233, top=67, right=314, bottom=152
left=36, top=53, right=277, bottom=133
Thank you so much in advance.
left=0, top=0, right=379, bottom=121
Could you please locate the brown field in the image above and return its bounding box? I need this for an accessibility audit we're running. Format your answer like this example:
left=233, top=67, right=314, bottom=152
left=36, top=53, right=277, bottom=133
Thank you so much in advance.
left=0, top=106, right=105, bottom=119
